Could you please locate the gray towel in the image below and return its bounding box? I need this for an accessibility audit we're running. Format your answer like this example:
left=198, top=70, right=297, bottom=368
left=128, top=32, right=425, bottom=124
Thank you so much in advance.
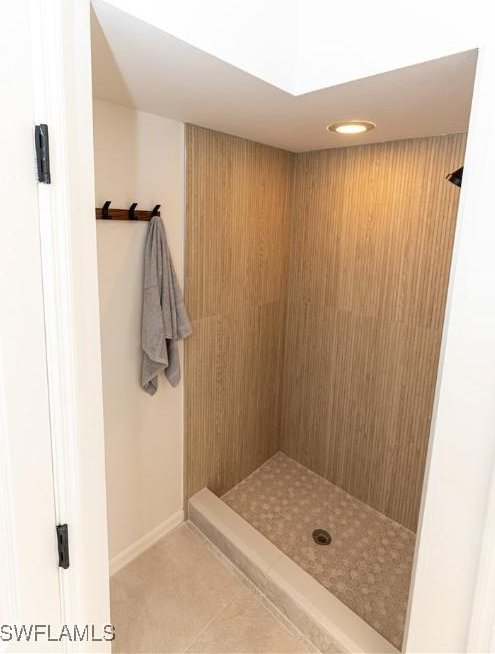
left=141, top=216, right=192, bottom=394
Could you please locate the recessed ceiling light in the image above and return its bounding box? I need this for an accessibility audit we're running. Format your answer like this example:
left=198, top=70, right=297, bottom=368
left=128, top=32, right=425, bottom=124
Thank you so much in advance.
left=327, top=120, right=376, bottom=134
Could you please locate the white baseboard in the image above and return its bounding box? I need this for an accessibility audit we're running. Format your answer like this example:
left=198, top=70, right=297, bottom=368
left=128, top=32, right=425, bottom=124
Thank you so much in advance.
left=109, top=509, right=184, bottom=576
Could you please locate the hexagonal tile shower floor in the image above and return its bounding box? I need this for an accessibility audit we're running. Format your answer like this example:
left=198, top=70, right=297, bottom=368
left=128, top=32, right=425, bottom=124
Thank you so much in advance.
left=223, top=452, right=415, bottom=650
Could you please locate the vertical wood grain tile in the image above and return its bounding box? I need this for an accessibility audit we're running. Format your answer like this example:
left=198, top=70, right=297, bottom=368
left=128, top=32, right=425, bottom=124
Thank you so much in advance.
left=185, top=125, right=465, bottom=531
left=282, top=134, right=466, bottom=530
left=185, top=125, right=293, bottom=499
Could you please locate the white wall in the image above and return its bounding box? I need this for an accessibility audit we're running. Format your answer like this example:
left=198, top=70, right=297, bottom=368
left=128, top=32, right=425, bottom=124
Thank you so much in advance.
left=94, top=0, right=297, bottom=93
left=93, top=99, right=185, bottom=567
left=99, top=0, right=489, bottom=95
left=294, top=0, right=489, bottom=94
left=405, top=44, right=495, bottom=652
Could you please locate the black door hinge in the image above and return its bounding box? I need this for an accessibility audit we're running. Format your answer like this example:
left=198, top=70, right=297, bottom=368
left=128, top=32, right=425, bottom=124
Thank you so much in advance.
left=56, top=524, right=70, bottom=569
left=35, top=124, right=51, bottom=184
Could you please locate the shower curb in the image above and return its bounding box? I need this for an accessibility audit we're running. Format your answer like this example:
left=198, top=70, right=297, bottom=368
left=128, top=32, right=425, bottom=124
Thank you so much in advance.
left=189, top=488, right=398, bottom=654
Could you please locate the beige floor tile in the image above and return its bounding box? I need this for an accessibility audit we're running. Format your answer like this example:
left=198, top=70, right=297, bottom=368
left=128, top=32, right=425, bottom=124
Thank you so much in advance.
left=187, top=586, right=309, bottom=654
left=111, top=523, right=243, bottom=653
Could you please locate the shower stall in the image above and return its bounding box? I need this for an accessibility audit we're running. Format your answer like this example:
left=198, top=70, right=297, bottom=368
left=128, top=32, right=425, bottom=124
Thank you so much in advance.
left=185, top=125, right=467, bottom=651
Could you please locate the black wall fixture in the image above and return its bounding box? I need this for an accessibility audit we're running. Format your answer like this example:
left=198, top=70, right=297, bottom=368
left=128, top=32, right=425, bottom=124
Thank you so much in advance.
left=447, top=166, right=463, bottom=187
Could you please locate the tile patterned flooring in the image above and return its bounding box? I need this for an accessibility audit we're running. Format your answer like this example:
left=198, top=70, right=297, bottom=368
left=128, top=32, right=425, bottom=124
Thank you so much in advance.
left=110, top=522, right=312, bottom=653
left=223, top=452, right=416, bottom=650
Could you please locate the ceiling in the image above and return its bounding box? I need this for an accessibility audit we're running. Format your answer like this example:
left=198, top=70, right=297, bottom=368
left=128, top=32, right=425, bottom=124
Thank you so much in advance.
left=91, top=1, right=477, bottom=153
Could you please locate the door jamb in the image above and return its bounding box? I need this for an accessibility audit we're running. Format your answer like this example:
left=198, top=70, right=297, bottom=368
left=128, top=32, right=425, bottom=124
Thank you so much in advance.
left=30, top=0, right=111, bottom=649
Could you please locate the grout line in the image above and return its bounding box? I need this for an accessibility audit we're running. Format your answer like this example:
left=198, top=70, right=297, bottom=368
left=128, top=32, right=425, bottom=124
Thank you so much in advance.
left=181, top=522, right=249, bottom=653
left=266, top=549, right=284, bottom=576
left=186, top=520, right=320, bottom=651
left=183, top=591, right=241, bottom=654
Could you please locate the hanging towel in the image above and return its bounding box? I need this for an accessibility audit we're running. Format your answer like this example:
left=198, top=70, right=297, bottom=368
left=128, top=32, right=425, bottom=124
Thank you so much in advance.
left=141, top=216, right=192, bottom=394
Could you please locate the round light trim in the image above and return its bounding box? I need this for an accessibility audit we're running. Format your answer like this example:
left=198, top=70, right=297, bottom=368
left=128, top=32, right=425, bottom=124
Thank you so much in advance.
left=327, top=120, right=376, bottom=135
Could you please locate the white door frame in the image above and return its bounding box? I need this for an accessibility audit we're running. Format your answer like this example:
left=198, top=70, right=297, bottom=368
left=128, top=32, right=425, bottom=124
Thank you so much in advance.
left=6, top=1, right=495, bottom=650
left=29, top=0, right=110, bottom=650
left=0, top=0, right=62, bottom=643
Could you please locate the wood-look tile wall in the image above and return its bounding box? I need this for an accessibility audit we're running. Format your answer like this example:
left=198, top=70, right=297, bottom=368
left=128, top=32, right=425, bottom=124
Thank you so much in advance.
left=185, top=126, right=465, bottom=531
left=185, top=125, right=294, bottom=499
left=281, top=134, right=466, bottom=530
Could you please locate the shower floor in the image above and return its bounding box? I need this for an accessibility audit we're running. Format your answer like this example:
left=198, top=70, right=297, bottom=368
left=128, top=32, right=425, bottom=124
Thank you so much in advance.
left=223, top=452, right=415, bottom=650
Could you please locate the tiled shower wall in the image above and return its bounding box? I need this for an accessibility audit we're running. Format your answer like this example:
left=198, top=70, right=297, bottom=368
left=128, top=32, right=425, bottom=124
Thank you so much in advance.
left=185, top=125, right=294, bottom=499
left=283, top=134, right=466, bottom=530
left=185, top=126, right=466, bottom=530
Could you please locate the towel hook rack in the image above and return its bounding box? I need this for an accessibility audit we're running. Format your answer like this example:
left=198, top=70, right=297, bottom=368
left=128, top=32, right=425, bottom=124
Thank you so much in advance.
left=95, top=202, right=160, bottom=221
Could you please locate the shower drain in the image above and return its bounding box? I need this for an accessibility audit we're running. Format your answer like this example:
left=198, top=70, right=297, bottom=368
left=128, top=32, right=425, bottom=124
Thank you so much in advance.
left=312, top=528, right=332, bottom=545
